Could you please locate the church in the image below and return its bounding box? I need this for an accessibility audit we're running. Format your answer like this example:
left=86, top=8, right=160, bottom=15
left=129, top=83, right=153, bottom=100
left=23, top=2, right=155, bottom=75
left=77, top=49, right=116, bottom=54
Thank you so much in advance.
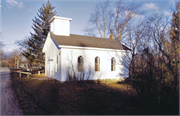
left=42, top=16, right=130, bottom=82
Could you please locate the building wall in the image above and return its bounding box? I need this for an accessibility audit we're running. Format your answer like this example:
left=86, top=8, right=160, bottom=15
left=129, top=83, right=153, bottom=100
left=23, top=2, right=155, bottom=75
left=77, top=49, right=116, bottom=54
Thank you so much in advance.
left=44, top=34, right=60, bottom=81
left=50, top=18, right=71, bottom=36
left=59, top=47, right=127, bottom=82
left=44, top=36, right=128, bottom=82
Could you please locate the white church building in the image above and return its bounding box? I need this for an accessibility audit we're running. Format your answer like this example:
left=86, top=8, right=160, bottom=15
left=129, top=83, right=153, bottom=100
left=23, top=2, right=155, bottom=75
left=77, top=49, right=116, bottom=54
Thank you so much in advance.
left=42, top=16, right=130, bottom=82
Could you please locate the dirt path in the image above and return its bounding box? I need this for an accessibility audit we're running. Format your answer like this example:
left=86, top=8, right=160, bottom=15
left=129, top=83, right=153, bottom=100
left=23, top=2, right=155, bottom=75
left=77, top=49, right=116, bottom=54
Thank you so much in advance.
left=0, top=67, right=23, bottom=115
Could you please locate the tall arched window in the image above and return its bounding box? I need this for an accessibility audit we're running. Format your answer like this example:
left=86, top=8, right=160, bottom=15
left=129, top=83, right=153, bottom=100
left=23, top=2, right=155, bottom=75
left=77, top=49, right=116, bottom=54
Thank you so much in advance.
left=95, top=57, right=100, bottom=71
left=111, top=57, right=116, bottom=71
left=78, top=56, right=84, bottom=72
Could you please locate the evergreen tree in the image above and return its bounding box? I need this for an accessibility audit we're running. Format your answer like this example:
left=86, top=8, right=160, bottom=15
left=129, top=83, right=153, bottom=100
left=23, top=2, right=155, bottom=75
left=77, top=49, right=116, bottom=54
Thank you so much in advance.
left=30, top=0, right=57, bottom=66
left=16, top=1, right=56, bottom=69
left=168, top=1, right=179, bottom=91
left=170, top=1, right=179, bottom=43
left=21, top=36, right=36, bottom=68
left=161, top=0, right=179, bottom=92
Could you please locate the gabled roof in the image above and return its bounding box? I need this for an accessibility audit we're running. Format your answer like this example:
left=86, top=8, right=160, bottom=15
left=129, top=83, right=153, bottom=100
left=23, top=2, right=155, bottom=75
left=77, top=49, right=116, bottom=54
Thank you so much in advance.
left=50, top=32, right=130, bottom=50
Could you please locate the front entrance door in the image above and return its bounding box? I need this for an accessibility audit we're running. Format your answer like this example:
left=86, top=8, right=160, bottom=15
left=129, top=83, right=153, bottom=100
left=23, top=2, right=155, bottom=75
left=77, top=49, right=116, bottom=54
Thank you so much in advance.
left=49, top=61, right=54, bottom=78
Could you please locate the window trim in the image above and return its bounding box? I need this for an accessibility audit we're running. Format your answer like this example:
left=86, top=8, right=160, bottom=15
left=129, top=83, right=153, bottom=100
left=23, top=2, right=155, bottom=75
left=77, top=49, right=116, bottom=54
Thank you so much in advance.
left=95, top=56, right=100, bottom=71
left=78, top=56, right=84, bottom=72
left=111, top=57, right=116, bottom=71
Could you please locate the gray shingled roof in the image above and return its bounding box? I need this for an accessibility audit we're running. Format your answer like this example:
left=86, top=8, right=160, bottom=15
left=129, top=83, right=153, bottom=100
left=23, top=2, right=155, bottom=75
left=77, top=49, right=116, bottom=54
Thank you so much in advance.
left=50, top=32, right=130, bottom=50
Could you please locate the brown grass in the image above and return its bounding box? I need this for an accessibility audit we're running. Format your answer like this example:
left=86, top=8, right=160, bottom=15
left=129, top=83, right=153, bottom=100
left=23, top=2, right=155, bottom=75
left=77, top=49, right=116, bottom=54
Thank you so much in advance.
left=30, top=73, right=46, bottom=79
left=10, top=70, right=177, bottom=115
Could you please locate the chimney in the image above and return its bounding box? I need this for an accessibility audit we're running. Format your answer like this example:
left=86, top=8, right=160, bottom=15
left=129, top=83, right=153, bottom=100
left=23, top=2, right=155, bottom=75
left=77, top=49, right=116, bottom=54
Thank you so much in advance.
left=110, top=34, right=113, bottom=39
left=49, top=16, right=72, bottom=36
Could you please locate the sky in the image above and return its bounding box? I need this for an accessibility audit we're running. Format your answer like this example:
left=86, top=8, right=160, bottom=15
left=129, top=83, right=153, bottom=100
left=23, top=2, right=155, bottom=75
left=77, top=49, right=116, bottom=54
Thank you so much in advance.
left=0, top=0, right=175, bottom=54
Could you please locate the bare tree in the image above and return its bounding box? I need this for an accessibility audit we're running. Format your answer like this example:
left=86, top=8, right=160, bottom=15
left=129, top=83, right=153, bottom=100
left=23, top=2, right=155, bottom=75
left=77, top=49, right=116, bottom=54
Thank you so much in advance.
left=15, top=36, right=35, bottom=69
left=123, top=11, right=179, bottom=113
left=0, top=41, right=5, bottom=67
left=85, top=0, right=146, bottom=79
left=0, top=41, right=4, bottom=49
left=84, top=0, right=144, bottom=43
left=145, top=13, right=179, bottom=89
left=66, top=54, right=94, bottom=83
left=0, top=49, right=3, bottom=67
left=8, top=49, right=23, bottom=68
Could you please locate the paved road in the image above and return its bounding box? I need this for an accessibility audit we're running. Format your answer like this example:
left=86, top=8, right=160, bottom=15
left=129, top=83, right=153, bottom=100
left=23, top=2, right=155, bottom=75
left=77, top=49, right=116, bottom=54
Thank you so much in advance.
left=0, top=67, right=23, bottom=115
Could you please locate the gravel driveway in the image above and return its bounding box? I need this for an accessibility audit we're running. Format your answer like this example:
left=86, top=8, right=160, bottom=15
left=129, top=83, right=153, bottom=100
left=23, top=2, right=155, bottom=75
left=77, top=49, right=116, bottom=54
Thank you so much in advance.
left=0, top=67, right=23, bottom=115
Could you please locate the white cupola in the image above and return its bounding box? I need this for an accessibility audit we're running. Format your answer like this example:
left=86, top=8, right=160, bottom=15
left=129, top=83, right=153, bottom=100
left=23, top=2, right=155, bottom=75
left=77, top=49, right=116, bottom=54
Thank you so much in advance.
left=49, top=16, right=72, bottom=36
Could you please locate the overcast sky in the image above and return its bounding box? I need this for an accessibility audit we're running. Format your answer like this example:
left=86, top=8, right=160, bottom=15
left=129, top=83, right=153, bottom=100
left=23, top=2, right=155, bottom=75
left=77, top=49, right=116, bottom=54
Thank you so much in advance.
left=0, top=0, right=175, bottom=54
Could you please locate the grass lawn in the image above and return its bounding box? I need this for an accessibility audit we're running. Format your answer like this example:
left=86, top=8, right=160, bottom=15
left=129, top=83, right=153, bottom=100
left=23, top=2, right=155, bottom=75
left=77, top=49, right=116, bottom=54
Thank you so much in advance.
left=10, top=69, right=178, bottom=115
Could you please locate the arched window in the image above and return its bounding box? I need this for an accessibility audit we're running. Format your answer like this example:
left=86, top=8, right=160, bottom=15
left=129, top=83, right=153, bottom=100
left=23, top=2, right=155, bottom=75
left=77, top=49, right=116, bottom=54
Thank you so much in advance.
left=78, top=56, right=84, bottom=72
left=111, top=57, right=115, bottom=71
left=95, top=57, right=100, bottom=71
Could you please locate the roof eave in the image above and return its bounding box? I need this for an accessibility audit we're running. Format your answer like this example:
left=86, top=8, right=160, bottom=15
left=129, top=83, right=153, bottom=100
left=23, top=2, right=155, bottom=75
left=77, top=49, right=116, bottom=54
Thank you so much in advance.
left=50, top=33, right=61, bottom=50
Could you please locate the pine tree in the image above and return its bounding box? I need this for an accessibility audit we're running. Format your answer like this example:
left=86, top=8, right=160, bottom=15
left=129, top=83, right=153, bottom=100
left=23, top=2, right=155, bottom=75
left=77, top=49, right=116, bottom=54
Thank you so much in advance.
left=16, top=1, right=57, bottom=69
left=168, top=1, right=179, bottom=91
left=162, top=1, right=179, bottom=92
left=29, top=0, right=57, bottom=67
left=170, top=1, right=179, bottom=43
left=21, top=36, right=36, bottom=68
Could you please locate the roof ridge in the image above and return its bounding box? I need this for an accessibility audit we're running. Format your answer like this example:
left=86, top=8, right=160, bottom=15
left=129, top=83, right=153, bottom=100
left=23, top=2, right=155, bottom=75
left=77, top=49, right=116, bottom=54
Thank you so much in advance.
left=51, top=32, right=119, bottom=42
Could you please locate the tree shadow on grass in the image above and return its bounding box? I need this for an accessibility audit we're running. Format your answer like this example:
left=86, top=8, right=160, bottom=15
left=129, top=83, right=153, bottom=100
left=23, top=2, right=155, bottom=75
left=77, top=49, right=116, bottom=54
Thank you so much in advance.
left=10, top=71, right=179, bottom=115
